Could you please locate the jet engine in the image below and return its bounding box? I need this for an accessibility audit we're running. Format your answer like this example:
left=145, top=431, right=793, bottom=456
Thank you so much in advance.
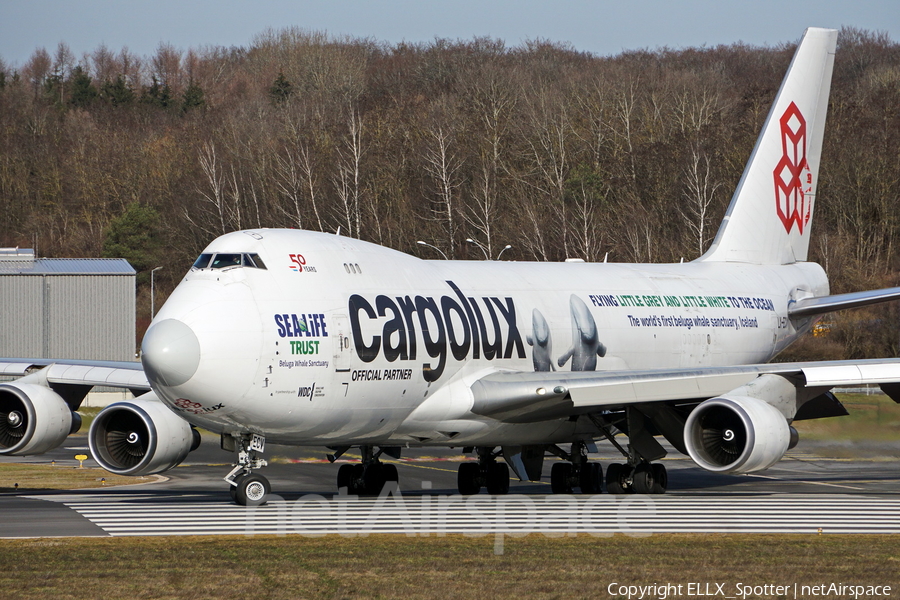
left=89, top=393, right=199, bottom=475
left=684, top=395, right=795, bottom=474
left=0, top=382, right=80, bottom=455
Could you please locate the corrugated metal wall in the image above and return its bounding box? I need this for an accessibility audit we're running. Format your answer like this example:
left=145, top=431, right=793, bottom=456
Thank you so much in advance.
left=0, top=274, right=135, bottom=361
left=0, top=276, right=43, bottom=357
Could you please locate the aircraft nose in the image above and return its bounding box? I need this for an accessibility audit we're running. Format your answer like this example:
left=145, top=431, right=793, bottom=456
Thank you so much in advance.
left=141, top=319, right=202, bottom=387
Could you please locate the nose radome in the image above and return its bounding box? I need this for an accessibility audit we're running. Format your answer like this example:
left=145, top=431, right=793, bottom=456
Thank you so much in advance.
left=141, top=319, right=201, bottom=387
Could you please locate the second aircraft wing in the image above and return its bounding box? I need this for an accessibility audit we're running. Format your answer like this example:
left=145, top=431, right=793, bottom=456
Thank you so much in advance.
left=470, top=358, right=900, bottom=423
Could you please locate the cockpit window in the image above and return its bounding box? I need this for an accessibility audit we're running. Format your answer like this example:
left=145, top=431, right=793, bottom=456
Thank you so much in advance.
left=193, top=252, right=269, bottom=270
left=210, top=254, right=242, bottom=269
left=192, top=253, right=213, bottom=269
left=246, top=253, right=267, bottom=270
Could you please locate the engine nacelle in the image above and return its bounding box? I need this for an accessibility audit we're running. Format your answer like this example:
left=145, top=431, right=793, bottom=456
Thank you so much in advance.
left=0, top=383, right=77, bottom=455
left=684, top=395, right=791, bottom=474
left=89, top=393, right=197, bottom=476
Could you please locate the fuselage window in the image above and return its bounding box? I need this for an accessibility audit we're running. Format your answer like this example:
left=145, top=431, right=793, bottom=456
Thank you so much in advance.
left=210, top=253, right=242, bottom=269
left=192, top=253, right=213, bottom=269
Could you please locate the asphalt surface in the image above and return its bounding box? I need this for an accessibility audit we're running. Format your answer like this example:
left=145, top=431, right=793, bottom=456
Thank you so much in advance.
left=2, top=435, right=899, bottom=538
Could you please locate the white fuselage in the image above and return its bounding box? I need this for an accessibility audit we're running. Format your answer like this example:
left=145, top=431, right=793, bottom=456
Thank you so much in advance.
left=146, top=230, right=828, bottom=447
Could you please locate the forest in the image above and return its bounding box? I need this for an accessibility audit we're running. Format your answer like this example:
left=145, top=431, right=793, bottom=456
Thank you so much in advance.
left=0, top=27, right=898, bottom=358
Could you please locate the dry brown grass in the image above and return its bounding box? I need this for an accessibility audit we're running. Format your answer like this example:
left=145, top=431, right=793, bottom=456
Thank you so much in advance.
left=0, top=463, right=144, bottom=492
left=794, top=393, right=900, bottom=442
left=0, top=534, right=897, bottom=599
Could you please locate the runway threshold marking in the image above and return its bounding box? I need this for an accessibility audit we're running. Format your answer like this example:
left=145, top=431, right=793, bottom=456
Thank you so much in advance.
left=26, top=493, right=900, bottom=537
left=747, top=473, right=866, bottom=491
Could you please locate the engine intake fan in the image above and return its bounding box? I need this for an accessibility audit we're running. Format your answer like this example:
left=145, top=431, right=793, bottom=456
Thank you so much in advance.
left=685, top=395, right=792, bottom=474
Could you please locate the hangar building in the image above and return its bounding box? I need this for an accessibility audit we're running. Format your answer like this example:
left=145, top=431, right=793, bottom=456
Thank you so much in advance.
left=0, top=248, right=136, bottom=362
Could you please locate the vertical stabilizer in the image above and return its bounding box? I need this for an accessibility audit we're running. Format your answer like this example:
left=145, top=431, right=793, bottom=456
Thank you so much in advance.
left=700, top=27, right=837, bottom=264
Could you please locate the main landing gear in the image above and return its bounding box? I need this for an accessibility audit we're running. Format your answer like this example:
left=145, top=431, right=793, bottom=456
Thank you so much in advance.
left=333, top=445, right=399, bottom=495
left=604, top=461, right=668, bottom=494
left=589, top=412, right=669, bottom=495
left=224, top=434, right=271, bottom=506
left=547, top=441, right=603, bottom=494
left=457, top=447, right=511, bottom=495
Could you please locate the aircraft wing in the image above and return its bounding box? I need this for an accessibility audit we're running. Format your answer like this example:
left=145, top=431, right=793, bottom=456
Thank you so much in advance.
left=789, top=286, right=900, bottom=318
left=471, top=358, right=900, bottom=423
left=0, top=359, right=150, bottom=392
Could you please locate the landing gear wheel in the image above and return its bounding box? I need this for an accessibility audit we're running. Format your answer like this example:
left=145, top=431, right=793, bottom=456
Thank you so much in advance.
left=383, top=464, right=399, bottom=484
left=593, top=463, right=604, bottom=493
left=363, top=462, right=387, bottom=495
left=350, top=464, right=365, bottom=494
left=458, top=462, right=481, bottom=495
left=235, top=473, right=270, bottom=506
left=632, top=463, right=654, bottom=494
left=337, top=463, right=354, bottom=491
left=580, top=462, right=603, bottom=494
left=606, top=463, right=631, bottom=494
left=650, top=463, right=668, bottom=494
left=551, top=462, right=572, bottom=494
left=486, top=462, right=510, bottom=495
left=229, top=473, right=245, bottom=502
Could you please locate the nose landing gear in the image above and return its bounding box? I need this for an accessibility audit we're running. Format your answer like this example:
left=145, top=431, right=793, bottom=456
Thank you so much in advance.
left=224, top=434, right=270, bottom=506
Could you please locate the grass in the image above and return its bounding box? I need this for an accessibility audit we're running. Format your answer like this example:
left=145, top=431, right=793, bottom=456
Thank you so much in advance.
left=794, top=393, right=900, bottom=442
left=0, top=463, right=144, bottom=492
left=74, top=406, right=101, bottom=429
left=0, top=534, right=897, bottom=599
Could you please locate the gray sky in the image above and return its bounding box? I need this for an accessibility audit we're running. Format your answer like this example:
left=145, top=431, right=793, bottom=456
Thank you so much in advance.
left=1, top=0, right=897, bottom=68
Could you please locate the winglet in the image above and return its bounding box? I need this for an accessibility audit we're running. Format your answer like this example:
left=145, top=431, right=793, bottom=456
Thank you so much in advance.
left=700, top=27, right=837, bottom=264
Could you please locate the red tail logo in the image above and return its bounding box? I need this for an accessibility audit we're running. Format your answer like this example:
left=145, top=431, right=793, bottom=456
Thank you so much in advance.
left=774, top=102, right=812, bottom=234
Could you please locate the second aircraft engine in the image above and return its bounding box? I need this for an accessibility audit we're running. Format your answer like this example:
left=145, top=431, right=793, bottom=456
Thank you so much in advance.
left=89, top=393, right=199, bottom=475
left=684, top=395, right=794, bottom=474
left=0, top=382, right=80, bottom=456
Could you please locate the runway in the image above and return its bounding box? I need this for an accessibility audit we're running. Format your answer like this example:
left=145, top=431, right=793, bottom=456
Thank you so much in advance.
left=3, top=438, right=899, bottom=538
left=25, top=491, right=900, bottom=537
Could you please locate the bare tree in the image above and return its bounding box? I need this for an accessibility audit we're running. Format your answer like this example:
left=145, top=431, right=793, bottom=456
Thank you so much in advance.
left=465, top=161, right=498, bottom=258
left=332, top=105, right=364, bottom=237
left=520, top=85, right=573, bottom=259
left=275, top=143, right=324, bottom=231
left=152, top=42, right=182, bottom=88
left=612, top=80, right=638, bottom=182
left=621, top=214, right=655, bottom=263
left=570, top=178, right=606, bottom=261
left=91, top=44, right=116, bottom=83
left=22, top=47, right=52, bottom=94
left=117, top=47, right=141, bottom=86
left=679, top=147, right=722, bottom=256
left=52, top=42, right=75, bottom=80
left=423, top=123, right=462, bottom=258
left=573, top=80, right=611, bottom=171
left=191, top=142, right=230, bottom=236
left=520, top=197, right=550, bottom=262
left=673, top=86, right=722, bottom=135
left=463, top=64, right=516, bottom=258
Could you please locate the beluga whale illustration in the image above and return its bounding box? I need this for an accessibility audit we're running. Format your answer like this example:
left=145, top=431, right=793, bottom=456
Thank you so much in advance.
left=526, top=308, right=555, bottom=371
left=558, top=294, right=607, bottom=371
